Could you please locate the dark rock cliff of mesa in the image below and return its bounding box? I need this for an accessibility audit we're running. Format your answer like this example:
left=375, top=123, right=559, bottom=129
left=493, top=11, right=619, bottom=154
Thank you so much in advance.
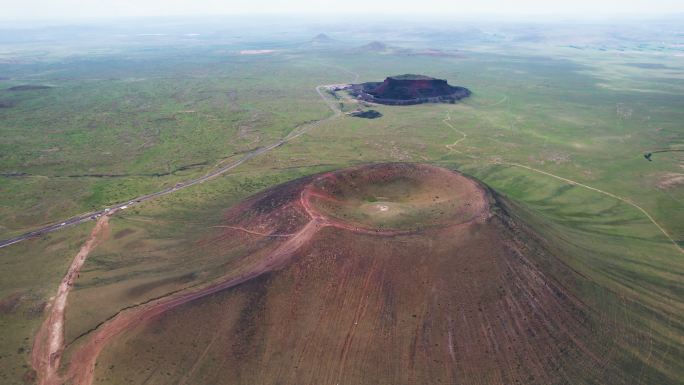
left=350, top=74, right=471, bottom=105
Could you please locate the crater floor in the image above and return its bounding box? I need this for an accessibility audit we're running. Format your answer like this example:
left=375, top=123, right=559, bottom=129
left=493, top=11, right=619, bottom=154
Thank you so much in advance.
left=304, top=163, right=487, bottom=230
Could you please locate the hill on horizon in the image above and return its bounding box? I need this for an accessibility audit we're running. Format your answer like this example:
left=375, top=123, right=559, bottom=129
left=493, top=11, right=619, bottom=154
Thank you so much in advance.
left=311, top=33, right=335, bottom=43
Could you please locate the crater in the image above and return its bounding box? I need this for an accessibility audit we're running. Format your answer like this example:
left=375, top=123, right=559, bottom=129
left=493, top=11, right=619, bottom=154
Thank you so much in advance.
left=303, top=163, right=487, bottom=230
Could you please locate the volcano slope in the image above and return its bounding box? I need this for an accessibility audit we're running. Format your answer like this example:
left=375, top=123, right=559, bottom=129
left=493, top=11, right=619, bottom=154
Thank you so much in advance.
left=61, top=163, right=658, bottom=385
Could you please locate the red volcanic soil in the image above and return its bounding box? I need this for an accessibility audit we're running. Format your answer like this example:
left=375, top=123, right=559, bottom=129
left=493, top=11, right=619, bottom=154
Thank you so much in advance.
left=61, top=163, right=631, bottom=385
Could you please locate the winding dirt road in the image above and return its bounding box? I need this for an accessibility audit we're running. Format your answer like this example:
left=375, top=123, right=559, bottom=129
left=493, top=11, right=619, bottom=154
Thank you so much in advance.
left=64, top=218, right=323, bottom=385
left=443, top=111, right=468, bottom=152
left=31, top=211, right=114, bottom=385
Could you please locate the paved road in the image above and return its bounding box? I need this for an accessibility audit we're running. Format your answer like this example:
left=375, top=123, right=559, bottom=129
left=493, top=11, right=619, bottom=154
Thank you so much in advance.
left=0, top=82, right=351, bottom=249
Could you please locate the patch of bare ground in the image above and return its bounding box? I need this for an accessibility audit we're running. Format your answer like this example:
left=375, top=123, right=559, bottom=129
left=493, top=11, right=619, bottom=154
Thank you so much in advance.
left=531, top=150, right=572, bottom=165
left=112, top=228, right=135, bottom=239
left=58, top=164, right=640, bottom=384
left=0, top=292, right=24, bottom=314
left=657, top=173, right=684, bottom=189
left=239, top=50, right=277, bottom=55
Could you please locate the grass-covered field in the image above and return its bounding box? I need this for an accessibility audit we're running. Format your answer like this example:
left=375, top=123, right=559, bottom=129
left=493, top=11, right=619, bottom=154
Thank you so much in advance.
left=0, top=19, right=682, bottom=384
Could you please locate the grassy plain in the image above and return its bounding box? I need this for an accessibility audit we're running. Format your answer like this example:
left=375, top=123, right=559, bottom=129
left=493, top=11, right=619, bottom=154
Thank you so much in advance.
left=0, top=20, right=682, bottom=384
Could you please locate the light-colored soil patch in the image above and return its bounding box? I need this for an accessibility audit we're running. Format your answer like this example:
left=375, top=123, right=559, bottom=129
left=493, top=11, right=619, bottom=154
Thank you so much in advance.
left=657, top=173, right=684, bottom=189
left=239, top=50, right=276, bottom=55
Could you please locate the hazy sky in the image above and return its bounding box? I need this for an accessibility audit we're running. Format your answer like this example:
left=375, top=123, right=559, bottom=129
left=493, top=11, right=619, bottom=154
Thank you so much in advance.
left=2, top=0, right=683, bottom=21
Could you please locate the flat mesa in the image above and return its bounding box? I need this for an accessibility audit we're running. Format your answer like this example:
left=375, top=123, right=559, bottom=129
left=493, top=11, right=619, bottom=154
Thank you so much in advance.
left=349, top=74, right=471, bottom=105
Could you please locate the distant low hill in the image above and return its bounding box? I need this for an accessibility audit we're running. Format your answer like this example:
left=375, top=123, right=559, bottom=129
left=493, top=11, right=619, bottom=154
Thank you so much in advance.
left=311, top=33, right=335, bottom=43
left=298, top=33, right=345, bottom=50
left=352, top=41, right=464, bottom=57
left=356, top=41, right=389, bottom=52
left=7, top=84, right=52, bottom=91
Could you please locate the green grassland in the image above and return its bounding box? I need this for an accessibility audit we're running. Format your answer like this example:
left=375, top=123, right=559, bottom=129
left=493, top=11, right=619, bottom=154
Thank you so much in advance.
left=0, top=23, right=682, bottom=383
left=0, top=223, right=92, bottom=383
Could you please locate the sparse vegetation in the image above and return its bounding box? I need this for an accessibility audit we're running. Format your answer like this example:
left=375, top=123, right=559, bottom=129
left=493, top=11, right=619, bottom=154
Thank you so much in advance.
left=0, top=17, right=682, bottom=385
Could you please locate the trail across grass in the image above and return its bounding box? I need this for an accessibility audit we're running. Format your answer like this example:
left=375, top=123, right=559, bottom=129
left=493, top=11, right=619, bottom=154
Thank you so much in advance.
left=439, top=105, right=683, bottom=255
left=497, top=161, right=683, bottom=255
